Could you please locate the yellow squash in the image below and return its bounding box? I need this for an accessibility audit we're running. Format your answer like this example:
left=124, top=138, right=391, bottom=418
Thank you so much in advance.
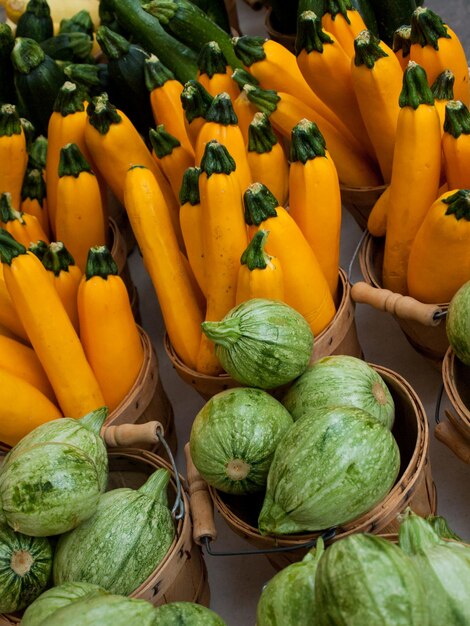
left=0, top=104, right=28, bottom=210
left=149, top=125, right=195, bottom=202
left=0, top=229, right=105, bottom=417
left=124, top=165, right=203, bottom=370
left=77, top=245, right=144, bottom=412
left=20, top=168, right=50, bottom=238
left=383, top=62, right=441, bottom=295
left=196, top=140, right=249, bottom=375
left=288, top=119, right=341, bottom=299
left=322, top=0, right=368, bottom=58
left=0, top=192, right=49, bottom=249
left=196, top=41, right=240, bottom=102
left=179, top=166, right=206, bottom=296
left=442, top=100, right=470, bottom=190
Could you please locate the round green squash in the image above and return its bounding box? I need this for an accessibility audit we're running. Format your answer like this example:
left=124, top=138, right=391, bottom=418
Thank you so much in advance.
left=258, top=406, right=400, bottom=535
left=0, top=525, right=52, bottom=613
left=53, top=468, right=175, bottom=595
left=314, top=534, right=429, bottom=625
left=282, top=355, right=395, bottom=428
left=37, top=593, right=158, bottom=626
left=21, top=582, right=109, bottom=626
left=153, top=601, right=227, bottom=625
left=446, top=280, right=470, bottom=365
left=201, top=298, right=314, bottom=389
left=190, top=387, right=294, bottom=495
left=399, top=511, right=470, bottom=625
left=0, top=408, right=108, bottom=537
left=256, top=539, right=324, bottom=626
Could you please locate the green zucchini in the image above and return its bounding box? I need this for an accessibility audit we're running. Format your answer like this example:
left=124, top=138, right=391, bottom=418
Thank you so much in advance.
left=0, top=23, right=16, bottom=106
left=105, top=0, right=198, bottom=84
left=15, top=0, right=53, bottom=43
left=0, top=525, right=53, bottom=613
left=11, top=37, right=65, bottom=136
left=142, top=0, right=242, bottom=70
left=40, top=32, right=93, bottom=63
left=366, top=0, right=418, bottom=45
left=59, top=10, right=95, bottom=38
left=298, top=0, right=325, bottom=19
left=189, top=0, right=231, bottom=33
left=95, top=25, right=154, bottom=134
left=351, top=0, right=379, bottom=35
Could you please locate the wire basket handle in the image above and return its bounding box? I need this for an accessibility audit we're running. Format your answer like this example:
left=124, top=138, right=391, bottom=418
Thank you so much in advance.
left=184, top=442, right=218, bottom=546
left=351, top=282, right=443, bottom=326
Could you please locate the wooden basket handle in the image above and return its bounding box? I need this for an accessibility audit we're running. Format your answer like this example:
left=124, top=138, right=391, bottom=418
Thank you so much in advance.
left=184, top=442, right=217, bottom=546
left=351, top=282, right=443, bottom=327
left=102, top=421, right=162, bottom=448
left=435, top=416, right=470, bottom=465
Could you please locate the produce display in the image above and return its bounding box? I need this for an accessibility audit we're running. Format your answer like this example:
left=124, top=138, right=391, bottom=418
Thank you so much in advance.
left=0, top=0, right=468, bottom=623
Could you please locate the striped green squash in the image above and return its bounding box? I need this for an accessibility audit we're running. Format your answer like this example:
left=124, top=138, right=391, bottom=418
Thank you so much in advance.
left=258, top=406, right=400, bottom=534
left=257, top=539, right=324, bottom=625
left=315, top=534, right=429, bottom=625
left=22, top=582, right=109, bottom=626
left=190, top=387, right=293, bottom=495
left=39, top=593, right=158, bottom=625
left=446, top=280, right=470, bottom=365
left=0, top=524, right=52, bottom=613
left=53, top=468, right=175, bottom=595
left=153, top=601, right=227, bottom=624
left=282, top=356, right=395, bottom=428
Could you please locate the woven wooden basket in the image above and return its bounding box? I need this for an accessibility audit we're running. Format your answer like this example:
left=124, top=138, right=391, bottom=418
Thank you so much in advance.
left=435, top=347, right=470, bottom=464
left=0, top=434, right=209, bottom=624
left=164, top=268, right=362, bottom=401
left=186, top=365, right=437, bottom=571
left=106, top=326, right=177, bottom=456
left=340, top=183, right=388, bottom=231
left=354, top=232, right=448, bottom=368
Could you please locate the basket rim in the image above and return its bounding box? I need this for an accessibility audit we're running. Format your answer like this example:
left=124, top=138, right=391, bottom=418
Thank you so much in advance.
left=442, top=347, right=470, bottom=429
left=210, top=363, right=430, bottom=547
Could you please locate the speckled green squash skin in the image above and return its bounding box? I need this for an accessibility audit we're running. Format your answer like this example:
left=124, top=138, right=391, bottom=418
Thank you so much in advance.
left=314, top=534, right=429, bottom=626
left=399, top=513, right=470, bottom=625
left=190, top=387, right=294, bottom=495
left=153, top=601, right=227, bottom=625
left=282, top=355, right=395, bottom=429
left=0, top=442, right=104, bottom=537
left=1, top=409, right=108, bottom=492
left=53, top=471, right=175, bottom=595
left=21, top=582, right=109, bottom=626
left=40, top=593, right=158, bottom=626
left=446, top=281, right=470, bottom=365
left=207, top=299, right=314, bottom=389
left=256, top=542, right=323, bottom=626
left=258, top=406, right=400, bottom=534
left=0, top=525, right=52, bottom=613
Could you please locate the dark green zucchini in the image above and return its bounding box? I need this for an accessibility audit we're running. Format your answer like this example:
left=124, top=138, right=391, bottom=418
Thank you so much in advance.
left=366, top=0, right=417, bottom=45
left=105, top=0, right=198, bottom=83
left=40, top=32, right=94, bottom=63
left=15, top=0, right=54, bottom=43
left=11, top=37, right=65, bottom=136
left=142, top=0, right=242, bottom=70
left=59, top=10, right=95, bottom=38
left=95, top=25, right=154, bottom=134
left=351, top=0, right=379, bottom=35
left=298, top=0, right=325, bottom=19
left=190, top=0, right=231, bottom=33
left=0, top=23, right=16, bottom=106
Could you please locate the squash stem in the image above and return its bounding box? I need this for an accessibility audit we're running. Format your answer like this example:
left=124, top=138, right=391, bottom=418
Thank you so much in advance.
left=240, top=229, right=270, bottom=271
left=87, top=93, right=122, bottom=135
left=79, top=406, right=109, bottom=434
left=392, top=26, right=412, bottom=59
left=201, top=319, right=242, bottom=348
left=96, top=24, right=130, bottom=60
left=232, top=35, right=267, bottom=67
left=20, top=118, right=36, bottom=150
left=0, top=228, right=27, bottom=264
left=354, top=30, right=388, bottom=69
left=29, top=240, right=48, bottom=260
left=179, top=166, right=201, bottom=206
left=53, top=81, right=86, bottom=117
left=21, top=168, right=46, bottom=204
left=200, top=140, right=236, bottom=177
left=399, top=61, right=434, bottom=109
left=28, top=136, right=47, bottom=170
left=42, top=242, right=76, bottom=276
left=11, top=37, right=46, bottom=74
left=58, top=143, right=93, bottom=178
left=443, top=100, right=470, bottom=138
left=291, top=118, right=326, bottom=163
left=205, top=92, right=237, bottom=125
left=180, top=79, right=213, bottom=124
left=244, top=84, right=280, bottom=116
left=410, top=7, right=450, bottom=50
left=226, top=459, right=251, bottom=481
left=149, top=125, right=180, bottom=159
left=431, top=70, right=455, bottom=102
left=442, top=189, right=470, bottom=221
left=138, top=468, right=170, bottom=505
left=10, top=550, right=33, bottom=577
left=248, top=112, right=278, bottom=154
left=243, top=182, right=278, bottom=226
left=197, top=41, right=228, bottom=78
left=0, top=193, right=24, bottom=224
left=324, top=0, right=353, bottom=23
left=296, top=11, right=333, bottom=55
left=398, top=509, right=442, bottom=554
left=85, top=245, right=119, bottom=280
left=231, top=68, right=259, bottom=90
left=144, top=54, right=175, bottom=91
left=0, top=104, right=22, bottom=137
